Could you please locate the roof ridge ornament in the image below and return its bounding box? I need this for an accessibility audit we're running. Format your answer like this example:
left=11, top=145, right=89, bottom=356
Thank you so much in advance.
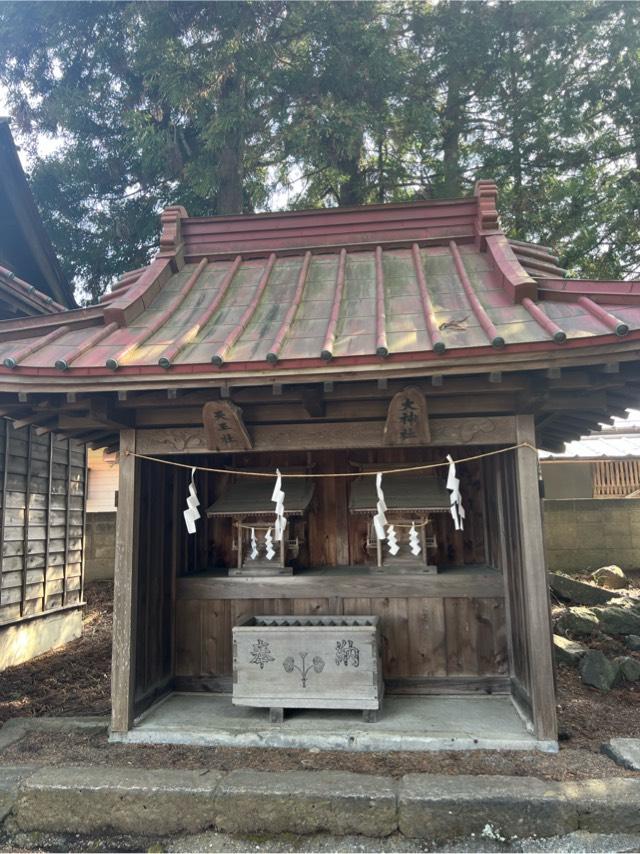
left=473, top=181, right=538, bottom=304
left=474, top=180, right=500, bottom=236
left=158, top=205, right=188, bottom=271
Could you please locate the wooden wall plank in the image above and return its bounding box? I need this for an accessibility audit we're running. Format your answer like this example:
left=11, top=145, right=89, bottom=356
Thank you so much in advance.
left=176, top=593, right=507, bottom=683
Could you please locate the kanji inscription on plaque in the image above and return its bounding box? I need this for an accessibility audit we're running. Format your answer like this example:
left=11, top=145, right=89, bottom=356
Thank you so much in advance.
left=202, top=400, right=252, bottom=451
left=383, top=386, right=431, bottom=445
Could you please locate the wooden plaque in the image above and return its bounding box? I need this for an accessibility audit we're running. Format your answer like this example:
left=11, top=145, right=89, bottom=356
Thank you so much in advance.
left=202, top=401, right=252, bottom=451
left=383, top=386, right=431, bottom=445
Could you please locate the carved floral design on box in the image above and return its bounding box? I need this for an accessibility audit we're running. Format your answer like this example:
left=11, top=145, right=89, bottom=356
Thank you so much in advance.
left=249, top=638, right=275, bottom=670
left=335, top=639, right=360, bottom=667
left=283, top=652, right=325, bottom=688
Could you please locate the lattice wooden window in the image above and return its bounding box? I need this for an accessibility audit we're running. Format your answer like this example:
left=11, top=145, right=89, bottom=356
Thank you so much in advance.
left=593, top=459, right=640, bottom=497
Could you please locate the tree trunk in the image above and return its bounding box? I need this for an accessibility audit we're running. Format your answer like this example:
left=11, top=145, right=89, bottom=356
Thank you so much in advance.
left=216, top=72, right=245, bottom=215
left=336, top=140, right=367, bottom=206
left=442, top=69, right=464, bottom=197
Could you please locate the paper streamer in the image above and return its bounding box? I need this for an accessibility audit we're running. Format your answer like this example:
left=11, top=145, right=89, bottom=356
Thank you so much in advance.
left=271, top=468, right=287, bottom=541
left=183, top=467, right=201, bottom=535
left=250, top=527, right=258, bottom=560
left=446, top=454, right=466, bottom=531
left=373, top=472, right=388, bottom=540
left=265, top=527, right=275, bottom=560
left=409, top=522, right=422, bottom=556
left=386, top=524, right=400, bottom=556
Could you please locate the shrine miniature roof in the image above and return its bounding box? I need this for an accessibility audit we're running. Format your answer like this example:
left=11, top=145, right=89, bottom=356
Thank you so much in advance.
left=0, top=180, right=639, bottom=383
left=349, top=474, right=450, bottom=514
left=206, top=478, right=315, bottom=518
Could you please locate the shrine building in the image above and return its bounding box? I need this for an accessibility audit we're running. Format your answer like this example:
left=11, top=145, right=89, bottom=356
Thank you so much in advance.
left=1, top=181, right=639, bottom=749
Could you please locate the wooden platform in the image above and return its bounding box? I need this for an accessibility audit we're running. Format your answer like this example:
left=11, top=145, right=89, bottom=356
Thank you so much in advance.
left=174, top=565, right=508, bottom=695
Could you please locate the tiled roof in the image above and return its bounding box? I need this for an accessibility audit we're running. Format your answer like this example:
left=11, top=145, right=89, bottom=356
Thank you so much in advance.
left=0, top=264, right=66, bottom=315
left=0, top=181, right=639, bottom=379
left=0, top=120, right=76, bottom=309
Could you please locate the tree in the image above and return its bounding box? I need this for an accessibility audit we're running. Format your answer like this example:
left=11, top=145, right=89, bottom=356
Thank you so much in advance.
left=0, top=1, right=287, bottom=301
left=1, top=0, right=639, bottom=296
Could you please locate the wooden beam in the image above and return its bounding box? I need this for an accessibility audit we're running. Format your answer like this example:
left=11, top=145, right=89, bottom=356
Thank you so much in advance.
left=136, top=415, right=517, bottom=455
left=301, top=385, right=326, bottom=418
left=176, top=568, right=505, bottom=600
left=111, top=429, right=139, bottom=734
left=515, top=415, right=557, bottom=742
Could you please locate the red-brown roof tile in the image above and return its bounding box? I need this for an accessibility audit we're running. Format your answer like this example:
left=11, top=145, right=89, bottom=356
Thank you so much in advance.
left=0, top=181, right=639, bottom=382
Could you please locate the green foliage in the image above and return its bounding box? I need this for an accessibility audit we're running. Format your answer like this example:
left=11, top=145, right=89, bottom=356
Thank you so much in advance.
left=0, top=0, right=639, bottom=300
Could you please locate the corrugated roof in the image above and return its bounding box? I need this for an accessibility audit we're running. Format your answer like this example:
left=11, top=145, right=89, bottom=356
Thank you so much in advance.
left=540, top=410, right=640, bottom=458
left=0, top=181, right=639, bottom=378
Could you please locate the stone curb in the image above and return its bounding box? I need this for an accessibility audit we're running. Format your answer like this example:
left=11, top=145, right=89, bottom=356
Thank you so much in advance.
left=214, top=770, right=397, bottom=837
left=3, top=765, right=640, bottom=840
left=13, top=766, right=225, bottom=836
left=398, top=774, right=578, bottom=841
left=0, top=766, right=39, bottom=824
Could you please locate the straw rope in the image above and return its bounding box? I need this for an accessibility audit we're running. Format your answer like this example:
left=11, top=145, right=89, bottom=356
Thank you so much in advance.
left=124, top=441, right=539, bottom=479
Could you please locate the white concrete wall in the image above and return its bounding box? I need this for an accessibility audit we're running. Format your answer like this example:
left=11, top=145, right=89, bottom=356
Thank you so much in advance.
left=0, top=606, right=83, bottom=670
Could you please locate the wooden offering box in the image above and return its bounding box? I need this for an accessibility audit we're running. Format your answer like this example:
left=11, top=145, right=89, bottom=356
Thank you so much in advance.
left=232, top=615, right=383, bottom=722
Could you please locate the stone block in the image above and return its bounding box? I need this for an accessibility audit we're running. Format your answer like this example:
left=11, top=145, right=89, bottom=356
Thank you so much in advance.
left=214, top=770, right=397, bottom=837
left=603, top=738, right=640, bottom=772
left=614, top=655, right=640, bottom=683
left=556, top=607, right=600, bottom=637
left=591, top=565, right=628, bottom=590
left=626, top=634, right=640, bottom=652
left=563, top=779, right=640, bottom=832
left=592, top=601, right=640, bottom=636
left=549, top=573, right=613, bottom=606
left=14, top=766, right=224, bottom=835
left=553, top=634, right=587, bottom=666
left=579, top=650, right=618, bottom=691
left=398, top=775, right=577, bottom=841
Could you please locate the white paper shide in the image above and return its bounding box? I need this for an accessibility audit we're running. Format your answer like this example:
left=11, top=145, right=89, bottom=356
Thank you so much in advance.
left=373, top=472, right=388, bottom=540
left=271, top=468, right=287, bottom=541
left=446, top=454, right=465, bottom=531
left=183, top=466, right=201, bottom=534
left=409, top=522, right=422, bottom=556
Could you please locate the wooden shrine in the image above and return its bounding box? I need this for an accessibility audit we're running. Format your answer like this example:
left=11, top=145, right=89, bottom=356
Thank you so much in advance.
left=3, top=182, right=640, bottom=747
left=206, top=475, right=315, bottom=576
left=348, top=470, right=450, bottom=573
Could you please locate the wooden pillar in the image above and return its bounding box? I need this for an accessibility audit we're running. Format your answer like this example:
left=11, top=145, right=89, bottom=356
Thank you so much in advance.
left=111, top=429, right=139, bottom=734
left=515, top=415, right=557, bottom=742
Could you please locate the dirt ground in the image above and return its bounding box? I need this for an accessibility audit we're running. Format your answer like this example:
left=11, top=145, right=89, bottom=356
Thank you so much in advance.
left=0, top=580, right=639, bottom=782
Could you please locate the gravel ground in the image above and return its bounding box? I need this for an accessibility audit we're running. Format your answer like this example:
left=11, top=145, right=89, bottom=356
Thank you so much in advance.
left=3, top=829, right=640, bottom=854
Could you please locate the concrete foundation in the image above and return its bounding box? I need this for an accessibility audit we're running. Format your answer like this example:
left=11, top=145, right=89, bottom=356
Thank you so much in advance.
left=112, top=692, right=557, bottom=753
left=0, top=606, right=83, bottom=670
